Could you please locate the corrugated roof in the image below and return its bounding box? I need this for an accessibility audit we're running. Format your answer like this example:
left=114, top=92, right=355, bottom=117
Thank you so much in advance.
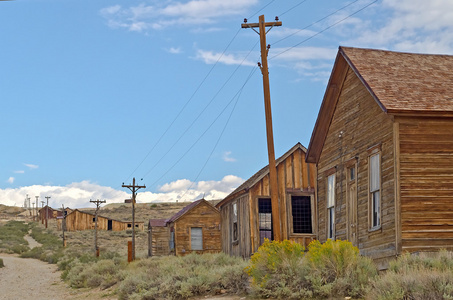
left=148, top=219, right=168, bottom=227
left=341, top=47, right=453, bottom=114
left=217, top=143, right=307, bottom=208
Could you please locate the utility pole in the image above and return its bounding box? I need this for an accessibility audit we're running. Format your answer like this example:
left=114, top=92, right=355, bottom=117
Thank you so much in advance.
left=90, top=199, right=105, bottom=257
left=45, top=196, right=51, bottom=229
left=35, top=196, right=39, bottom=222
left=242, top=15, right=282, bottom=241
left=122, top=177, right=146, bottom=261
left=32, top=202, right=35, bottom=221
left=41, top=201, right=45, bottom=224
left=61, top=204, right=67, bottom=247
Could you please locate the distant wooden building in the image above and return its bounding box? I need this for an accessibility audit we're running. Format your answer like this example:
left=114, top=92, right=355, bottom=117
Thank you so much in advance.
left=63, top=209, right=144, bottom=232
left=216, top=143, right=316, bottom=258
left=148, top=199, right=221, bottom=256
left=306, top=47, right=453, bottom=269
left=38, top=205, right=57, bottom=223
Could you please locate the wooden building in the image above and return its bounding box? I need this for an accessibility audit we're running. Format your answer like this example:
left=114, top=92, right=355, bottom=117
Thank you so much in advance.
left=148, top=199, right=221, bottom=256
left=63, top=209, right=144, bottom=232
left=216, top=143, right=316, bottom=258
left=38, top=205, right=57, bottom=223
left=306, top=46, right=453, bottom=269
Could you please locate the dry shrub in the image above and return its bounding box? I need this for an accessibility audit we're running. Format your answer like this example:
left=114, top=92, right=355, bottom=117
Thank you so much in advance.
left=0, top=258, right=4, bottom=268
left=246, top=239, right=377, bottom=299
left=367, top=250, right=453, bottom=300
left=117, top=252, right=249, bottom=300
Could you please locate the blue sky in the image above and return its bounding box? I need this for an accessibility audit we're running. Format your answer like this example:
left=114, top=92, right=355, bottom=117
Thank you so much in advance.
left=1, top=0, right=453, bottom=208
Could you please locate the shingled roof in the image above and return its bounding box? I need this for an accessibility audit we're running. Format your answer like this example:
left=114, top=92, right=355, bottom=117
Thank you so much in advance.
left=306, top=46, right=453, bottom=163
left=341, top=47, right=453, bottom=114
left=217, top=143, right=307, bottom=208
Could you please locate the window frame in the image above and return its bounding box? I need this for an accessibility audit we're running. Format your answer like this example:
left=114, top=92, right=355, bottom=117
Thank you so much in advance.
left=326, top=172, right=336, bottom=240
left=287, top=192, right=315, bottom=236
left=190, top=227, right=203, bottom=251
left=258, top=197, right=273, bottom=245
left=232, top=202, right=238, bottom=243
left=368, top=149, right=382, bottom=230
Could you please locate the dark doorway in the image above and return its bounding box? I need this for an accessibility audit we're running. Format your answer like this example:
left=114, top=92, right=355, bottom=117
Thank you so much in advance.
left=258, top=198, right=273, bottom=245
left=108, top=219, right=113, bottom=231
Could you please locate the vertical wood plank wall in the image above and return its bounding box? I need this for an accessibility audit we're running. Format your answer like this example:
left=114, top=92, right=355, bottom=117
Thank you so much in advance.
left=149, top=226, right=171, bottom=256
left=64, top=210, right=144, bottom=232
left=316, top=68, right=396, bottom=268
left=220, top=147, right=315, bottom=258
left=398, top=117, right=453, bottom=252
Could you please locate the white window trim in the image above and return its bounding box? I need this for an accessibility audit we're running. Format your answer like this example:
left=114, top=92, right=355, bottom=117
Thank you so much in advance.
left=368, top=151, right=382, bottom=230
left=327, top=173, right=336, bottom=240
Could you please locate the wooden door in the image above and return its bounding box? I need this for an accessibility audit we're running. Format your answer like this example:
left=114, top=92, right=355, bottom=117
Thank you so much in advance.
left=347, top=166, right=358, bottom=246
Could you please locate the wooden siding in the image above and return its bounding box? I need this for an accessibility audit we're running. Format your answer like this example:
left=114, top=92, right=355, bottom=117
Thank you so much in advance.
left=316, top=68, right=396, bottom=268
left=220, top=146, right=316, bottom=257
left=149, top=226, right=171, bottom=256
left=172, top=201, right=221, bottom=256
left=65, top=210, right=144, bottom=232
left=398, top=117, right=453, bottom=252
left=220, top=194, right=251, bottom=257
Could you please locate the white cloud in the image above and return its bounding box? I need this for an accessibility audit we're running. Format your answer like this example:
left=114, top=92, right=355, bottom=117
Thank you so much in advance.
left=166, top=47, right=182, bottom=54
left=194, top=49, right=256, bottom=66
left=100, top=0, right=258, bottom=32
left=222, top=151, right=236, bottom=162
left=7, top=177, right=14, bottom=184
left=14, top=170, right=24, bottom=174
left=347, top=0, right=453, bottom=54
left=0, top=176, right=244, bottom=208
left=24, top=163, right=39, bottom=169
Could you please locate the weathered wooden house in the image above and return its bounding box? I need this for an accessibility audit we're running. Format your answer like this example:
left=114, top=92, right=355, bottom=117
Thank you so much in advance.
left=148, top=199, right=221, bottom=256
left=216, top=143, right=316, bottom=258
left=63, top=209, right=144, bottom=232
left=306, top=46, right=453, bottom=269
left=38, top=205, right=57, bottom=223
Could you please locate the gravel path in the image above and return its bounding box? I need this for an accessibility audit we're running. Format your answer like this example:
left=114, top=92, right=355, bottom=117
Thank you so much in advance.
left=0, top=254, right=74, bottom=300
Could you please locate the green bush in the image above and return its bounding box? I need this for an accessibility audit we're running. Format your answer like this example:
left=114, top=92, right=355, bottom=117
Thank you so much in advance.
left=246, top=239, right=377, bottom=299
left=305, top=239, right=377, bottom=298
left=367, top=251, right=453, bottom=300
left=0, top=258, right=4, bottom=268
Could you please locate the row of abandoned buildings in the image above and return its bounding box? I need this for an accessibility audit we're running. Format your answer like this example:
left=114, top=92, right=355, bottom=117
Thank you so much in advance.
left=41, top=47, right=453, bottom=269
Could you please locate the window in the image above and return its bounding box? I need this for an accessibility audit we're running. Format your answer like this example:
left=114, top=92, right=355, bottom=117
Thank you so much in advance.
left=258, top=198, right=272, bottom=245
left=327, top=174, right=335, bottom=239
left=169, top=229, right=175, bottom=251
left=349, top=166, right=355, bottom=181
left=232, top=202, right=238, bottom=242
left=291, top=196, right=312, bottom=234
left=92, top=217, right=96, bottom=222
left=369, top=153, right=381, bottom=228
left=191, top=227, right=203, bottom=250
left=127, top=223, right=132, bottom=228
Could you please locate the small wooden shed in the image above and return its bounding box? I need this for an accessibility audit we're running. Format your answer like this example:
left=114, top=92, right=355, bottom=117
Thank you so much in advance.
left=306, top=46, right=453, bottom=269
left=216, top=143, right=316, bottom=258
left=63, top=209, right=144, bottom=232
left=38, top=205, right=57, bottom=223
left=148, top=199, right=221, bottom=256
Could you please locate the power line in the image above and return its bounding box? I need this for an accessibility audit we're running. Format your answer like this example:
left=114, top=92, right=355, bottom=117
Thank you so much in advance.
left=273, top=0, right=362, bottom=46
left=178, top=67, right=258, bottom=202
left=270, top=0, right=379, bottom=60
left=147, top=66, right=259, bottom=189
left=279, top=0, right=309, bottom=17
left=248, top=0, right=276, bottom=19
left=124, top=28, right=242, bottom=183
left=140, top=40, right=259, bottom=180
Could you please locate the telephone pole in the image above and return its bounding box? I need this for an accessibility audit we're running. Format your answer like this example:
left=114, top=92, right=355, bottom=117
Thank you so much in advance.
left=90, top=199, right=106, bottom=257
left=242, top=15, right=282, bottom=241
left=122, top=178, right=146, bottom=261
left=35, top=196, right=39, bottom=222
left=41, top=201, right=45, bottom=224
left=45, top=196, right=51, bottom=229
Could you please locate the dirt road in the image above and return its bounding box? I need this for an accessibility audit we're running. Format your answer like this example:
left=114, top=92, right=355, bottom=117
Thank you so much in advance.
left=0, top=254, right=117, bottom=300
